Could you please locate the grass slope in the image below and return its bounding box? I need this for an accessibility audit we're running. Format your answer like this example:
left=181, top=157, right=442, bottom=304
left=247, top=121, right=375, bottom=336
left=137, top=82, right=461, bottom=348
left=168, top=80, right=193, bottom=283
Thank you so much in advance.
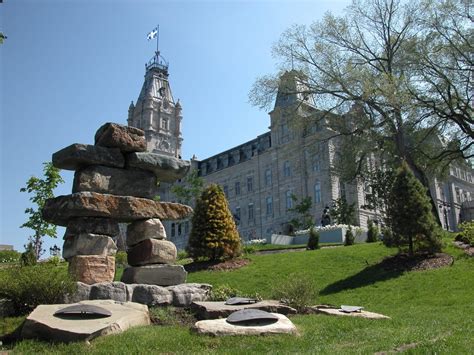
left=4, top=242, right=474, bottom=354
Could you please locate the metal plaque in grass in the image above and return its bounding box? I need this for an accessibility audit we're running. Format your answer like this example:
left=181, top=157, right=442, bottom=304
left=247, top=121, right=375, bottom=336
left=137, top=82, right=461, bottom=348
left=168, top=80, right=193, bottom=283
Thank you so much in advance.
left=225, top=297, right=258, bottom=305
left=226, top=309, right=279, bottom=326
left=54, top=304, right=112, bottom=319
left=340, top=305, right=364, bottom=313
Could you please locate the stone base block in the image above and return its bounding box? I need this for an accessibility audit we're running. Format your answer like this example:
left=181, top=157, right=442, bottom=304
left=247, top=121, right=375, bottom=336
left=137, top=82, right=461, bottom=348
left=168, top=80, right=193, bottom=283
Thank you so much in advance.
left=121, top=264, right=187, bottom=286
left=127, top=239, right=177, bottom=266
left=68, top=255, right=115, bottom=285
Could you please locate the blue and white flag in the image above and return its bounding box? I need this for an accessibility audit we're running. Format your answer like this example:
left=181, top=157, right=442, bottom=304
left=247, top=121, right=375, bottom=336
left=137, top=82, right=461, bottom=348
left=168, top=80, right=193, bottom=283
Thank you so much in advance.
left=147, top=27, right=158, bottom=41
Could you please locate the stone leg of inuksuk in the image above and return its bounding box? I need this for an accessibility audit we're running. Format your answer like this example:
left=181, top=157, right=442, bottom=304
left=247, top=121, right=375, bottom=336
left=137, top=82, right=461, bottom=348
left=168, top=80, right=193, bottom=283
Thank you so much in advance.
left=42, top=123, right=192, bottom=285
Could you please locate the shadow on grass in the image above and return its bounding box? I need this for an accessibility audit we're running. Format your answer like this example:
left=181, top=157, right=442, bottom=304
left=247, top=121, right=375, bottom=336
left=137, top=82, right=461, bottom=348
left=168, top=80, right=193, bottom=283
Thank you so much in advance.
left=319, top=261, right=405, bottom=295
left=319, top=253, right=453, bottom=295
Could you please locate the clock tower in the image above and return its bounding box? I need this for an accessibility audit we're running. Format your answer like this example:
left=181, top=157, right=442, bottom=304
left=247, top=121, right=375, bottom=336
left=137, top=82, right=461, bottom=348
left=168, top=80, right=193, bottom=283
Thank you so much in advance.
left=128, top=49, right=183, bottom=158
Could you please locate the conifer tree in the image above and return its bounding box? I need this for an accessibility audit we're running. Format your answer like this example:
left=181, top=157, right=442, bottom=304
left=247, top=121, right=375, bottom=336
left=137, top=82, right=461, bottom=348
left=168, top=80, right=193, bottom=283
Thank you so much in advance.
left=187, top=184, right=241, bottom=261
left=366, top=219, right=379, bottom=243
left=388, top=162, right=441, bottom=255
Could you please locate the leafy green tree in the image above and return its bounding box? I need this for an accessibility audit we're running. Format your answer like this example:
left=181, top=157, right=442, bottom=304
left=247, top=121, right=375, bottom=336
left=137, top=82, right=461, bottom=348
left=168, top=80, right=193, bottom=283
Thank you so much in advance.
left=0, top=32, right=6, bottom=44
left=288, top=194, right=314, bottom=230
left=171, top=169, right=205, bottom=205
left=20, top=162, right=64, bottom=260
left=187, top=184, right=241, bottom=261
left=388, top=162, right=442, bottom=255
left=330, top=197, right=356, bottom=225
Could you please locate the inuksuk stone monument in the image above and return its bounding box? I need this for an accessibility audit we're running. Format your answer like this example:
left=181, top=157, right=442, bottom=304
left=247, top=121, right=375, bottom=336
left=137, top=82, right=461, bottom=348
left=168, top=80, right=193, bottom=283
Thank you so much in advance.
left=42, top=122, right=192, bottom=285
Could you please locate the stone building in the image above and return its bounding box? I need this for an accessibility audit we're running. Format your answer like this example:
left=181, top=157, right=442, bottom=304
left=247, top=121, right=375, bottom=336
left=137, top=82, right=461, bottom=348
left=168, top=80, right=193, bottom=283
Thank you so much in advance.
left=128, top=55, right=474, bottom=249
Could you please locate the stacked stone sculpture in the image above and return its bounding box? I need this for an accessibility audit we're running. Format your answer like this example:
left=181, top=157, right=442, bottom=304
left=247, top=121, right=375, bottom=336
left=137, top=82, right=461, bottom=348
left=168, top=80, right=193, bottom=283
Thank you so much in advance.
left=43, top=122, right=192, bottom=285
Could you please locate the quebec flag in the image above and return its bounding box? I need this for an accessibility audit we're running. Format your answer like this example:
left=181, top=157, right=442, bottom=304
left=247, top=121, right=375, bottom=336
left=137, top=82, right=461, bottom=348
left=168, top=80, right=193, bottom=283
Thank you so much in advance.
left=147, top=27, right=158, bottom=41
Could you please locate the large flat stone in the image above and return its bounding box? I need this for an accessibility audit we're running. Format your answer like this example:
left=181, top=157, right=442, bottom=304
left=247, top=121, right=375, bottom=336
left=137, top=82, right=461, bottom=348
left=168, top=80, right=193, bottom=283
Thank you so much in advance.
left=121, top=264, right=187, bottom=286
left=191, top=300, right=297, bottom=320
left=311, top=306, right=391, bottom=319
left=63, top=233, right=117, bottom=260
left=126, top=152, right=190, bottom=183
left=52, top=143, right=124, bottom=171
left=167, top=283, right=212, bottom=307
left=73, top=165, right=157, bottom=199
left=127, top=218, right=167, bottom=247
left=68, top=255, right=115, bottom=285
left=42, top=192, right=193, bottom=226
left=95, top=122, right=146, bottom=153
left=193, top=313, right=297, bottom=336
left=127, top=239, right=177, bottom=266
left=66, top=217, right=119, bottom=237
left=21, top=300, right=150, bottom=343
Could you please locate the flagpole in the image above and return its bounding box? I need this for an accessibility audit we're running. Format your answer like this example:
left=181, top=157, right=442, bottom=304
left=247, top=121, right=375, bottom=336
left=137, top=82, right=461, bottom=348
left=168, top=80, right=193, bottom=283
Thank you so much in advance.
left=156, top=25, right=160, bottom=55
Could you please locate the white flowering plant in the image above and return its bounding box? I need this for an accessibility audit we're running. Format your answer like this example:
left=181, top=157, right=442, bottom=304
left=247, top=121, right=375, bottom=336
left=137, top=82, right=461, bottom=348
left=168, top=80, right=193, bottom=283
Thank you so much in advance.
left=246, top=238, right=267, bottom=245
left=295, top=224, right=352, bottom=235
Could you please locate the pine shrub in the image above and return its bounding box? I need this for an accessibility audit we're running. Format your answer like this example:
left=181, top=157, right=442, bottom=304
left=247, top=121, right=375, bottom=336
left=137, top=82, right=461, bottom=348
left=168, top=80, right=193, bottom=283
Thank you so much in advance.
left=187, top=184, right=241, bottom=261
left=307, top=227, right=320, bottom=250
left=387, top=162, right=442, bottom=255
left=366, top=219, right=379, bottom=243
left=344, top=226, right=355, bottom=246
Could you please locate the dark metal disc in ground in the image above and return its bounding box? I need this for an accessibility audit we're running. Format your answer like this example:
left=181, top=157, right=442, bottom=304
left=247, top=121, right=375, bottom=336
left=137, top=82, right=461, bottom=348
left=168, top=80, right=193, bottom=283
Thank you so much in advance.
left=226, top=309, right=279, bottom=326
left=54, top=304, right=112, bottom=319
left=340, top=305, right=364, bottom=313
left=225, top=297, right=258, bottom=305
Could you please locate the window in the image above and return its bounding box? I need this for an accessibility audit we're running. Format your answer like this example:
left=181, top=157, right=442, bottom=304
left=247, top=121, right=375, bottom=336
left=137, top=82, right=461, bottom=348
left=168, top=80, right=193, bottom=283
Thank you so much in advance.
left=247, top=176, right=253, bottom=192
left=248, top=203, right=254, bottom=222
left=286, top=190, right=293, bottom=209
left=283, top=161, right=291, bottom=177
left=223, top=185, right=229, bottom=197
left=265, top=168, right=272, bottom=186
left=314, top=182, right=321, bottom=204
left=266, top=196, right=273, bottom=216
left=171, top=223, right=176, bottom=237
left=280, top=123, right=289, bottom=143
left=235, top=181, right=241, bottom=195
left=312, top=156, right=321, bottom=172
left=339, top=181, right=346, bottom=199
left=184, top=221, right=190, bottom=234
left=161, top=118, right=169, bottom=130
left=178, top=223, right=182, bottom=236
left=235, top=206, right=241, bottom=223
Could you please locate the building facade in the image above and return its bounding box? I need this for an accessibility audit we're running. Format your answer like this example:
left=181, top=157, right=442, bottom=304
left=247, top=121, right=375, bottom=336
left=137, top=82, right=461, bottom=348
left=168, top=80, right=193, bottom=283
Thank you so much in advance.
left=128, top=57, right=474, bottom=250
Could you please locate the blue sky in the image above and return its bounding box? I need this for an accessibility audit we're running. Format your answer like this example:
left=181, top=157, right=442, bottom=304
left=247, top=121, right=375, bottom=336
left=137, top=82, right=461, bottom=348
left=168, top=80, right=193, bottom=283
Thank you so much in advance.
left=1, top=0, right=350, bottom=255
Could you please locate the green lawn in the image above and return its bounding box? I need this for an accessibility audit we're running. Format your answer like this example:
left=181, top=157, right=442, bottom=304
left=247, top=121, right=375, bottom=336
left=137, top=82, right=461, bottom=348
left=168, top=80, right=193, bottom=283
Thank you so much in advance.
left=2, top=241, right=473, bottom=354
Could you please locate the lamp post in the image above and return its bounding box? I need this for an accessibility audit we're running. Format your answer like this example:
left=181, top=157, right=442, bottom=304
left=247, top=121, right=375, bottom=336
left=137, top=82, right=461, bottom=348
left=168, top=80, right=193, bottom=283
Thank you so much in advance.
left=438, top=201, right=451, bottom=231
left=49, top=244, right=60, bottom=257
